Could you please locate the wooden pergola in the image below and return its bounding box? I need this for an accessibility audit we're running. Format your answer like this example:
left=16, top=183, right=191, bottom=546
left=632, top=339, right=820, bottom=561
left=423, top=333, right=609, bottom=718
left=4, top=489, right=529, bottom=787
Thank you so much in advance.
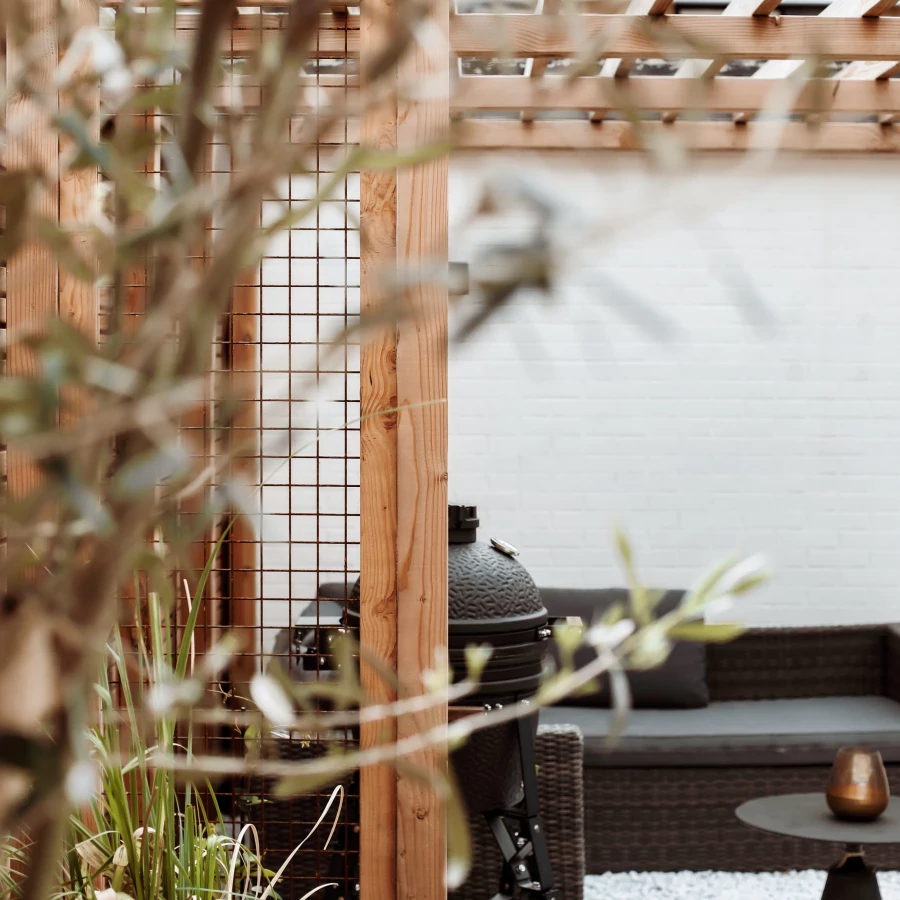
left=6, top=1, right=900, bottom=900
left=360, top=0, right=900, bottom=897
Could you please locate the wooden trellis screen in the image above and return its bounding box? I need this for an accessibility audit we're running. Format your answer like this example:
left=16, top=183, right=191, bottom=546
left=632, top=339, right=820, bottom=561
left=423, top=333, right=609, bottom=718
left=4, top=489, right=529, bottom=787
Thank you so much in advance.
left=7, top=0, right=900, bottom=898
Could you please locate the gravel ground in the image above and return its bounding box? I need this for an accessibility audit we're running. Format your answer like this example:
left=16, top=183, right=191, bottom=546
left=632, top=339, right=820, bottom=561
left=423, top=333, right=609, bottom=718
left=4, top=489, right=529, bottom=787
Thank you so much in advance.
left=585, top=870, right=900, bottom=899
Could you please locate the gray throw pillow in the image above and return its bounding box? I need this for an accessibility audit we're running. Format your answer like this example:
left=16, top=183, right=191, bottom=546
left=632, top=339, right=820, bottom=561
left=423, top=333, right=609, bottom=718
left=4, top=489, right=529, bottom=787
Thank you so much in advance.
left=540, top=587, right=709, bottom=710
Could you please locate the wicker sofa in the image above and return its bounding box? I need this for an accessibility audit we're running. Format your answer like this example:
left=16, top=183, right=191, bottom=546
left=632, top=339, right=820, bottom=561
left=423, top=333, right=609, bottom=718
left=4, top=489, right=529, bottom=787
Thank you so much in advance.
left=540, top=616, right=900, bottom=873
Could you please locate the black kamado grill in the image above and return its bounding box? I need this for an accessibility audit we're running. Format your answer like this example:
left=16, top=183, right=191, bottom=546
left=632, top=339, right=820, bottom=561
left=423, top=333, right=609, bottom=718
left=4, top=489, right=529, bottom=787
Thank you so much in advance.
left=264, top=505, right=560, bottom=900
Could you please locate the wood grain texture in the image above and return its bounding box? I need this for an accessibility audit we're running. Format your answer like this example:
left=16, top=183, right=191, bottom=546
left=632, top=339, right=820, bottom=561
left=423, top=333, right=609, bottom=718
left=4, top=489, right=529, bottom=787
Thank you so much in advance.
left=451, top=14, right=900, bottom=60
left=454, top=74, right=900, bottom=114
left=839, top=59, right=900, bottom=77
left=179, top=142, right=216, bottom=726
left=456, top=118, right=900, bottom=151
left=709, top=0, right=782, bottom=15
left=669, top=0, right=780, bottom=88
left=359, top=0, right=399, bottom=897
left=598, top=0, right=673, bottom=82
left=103, top=0, right=352, bottom=7
left=59, top=0, right=100, bottom=425
left=228, top=263, right=260, bottom=698
left=522, top=0, right=560, bottom=123
left=396, top=0, right=449, bottom=895
left=6, top=1, right=59, bottom=500
left=752, top=0, right=898, bottom=82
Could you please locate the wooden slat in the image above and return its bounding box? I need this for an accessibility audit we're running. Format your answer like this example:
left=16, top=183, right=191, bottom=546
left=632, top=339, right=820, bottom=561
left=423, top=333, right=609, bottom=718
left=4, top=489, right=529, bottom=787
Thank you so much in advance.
left=180, top=140, right=216, bottom=701
left=6, top=1, right=59, bottom=501
left=395, top=0, right=449, bottom=894
left=104, top=0, right=635, bottom=7
left=359, top=0, right=399, bottom=896
left=228, top=260, right=259, bottom=699
left=60, top=0, right=99, bottom=356
left=706, top=0, right=783, bottom=14
left=456, top=117, right=900, bottom=150
left=598, top=0, right=673, bottom=81
left=668, top=0, right=781, bottom=96
left=102, top=0, right=356, bottom=8
left=453, top=74, right=900, bottom=113
left=752, top=0, right=898, bottom=83
left=522, top=0, right=561, bottom=124
left=450, top=14, right=900, bottom=60
left=839, top=59, right=900, bottom=77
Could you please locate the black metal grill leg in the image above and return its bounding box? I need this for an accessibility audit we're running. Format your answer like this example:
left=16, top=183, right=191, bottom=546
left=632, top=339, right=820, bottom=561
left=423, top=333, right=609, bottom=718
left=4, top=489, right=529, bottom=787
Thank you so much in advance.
left=483, top=714, right=559, bottom=899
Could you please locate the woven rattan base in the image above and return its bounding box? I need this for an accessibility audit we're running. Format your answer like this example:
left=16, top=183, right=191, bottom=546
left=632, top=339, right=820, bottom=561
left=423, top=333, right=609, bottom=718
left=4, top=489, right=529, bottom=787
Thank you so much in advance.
left=584, top=765, right=900, bottom=873
left=454, top=725, right=585, bottom=900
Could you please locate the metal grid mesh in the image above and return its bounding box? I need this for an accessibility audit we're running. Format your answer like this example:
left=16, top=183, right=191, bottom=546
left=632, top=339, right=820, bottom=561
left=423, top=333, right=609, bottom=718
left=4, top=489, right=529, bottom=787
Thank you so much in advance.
left=219, top=12, right=362, bottom=899
left=255, top=151, right=361, bottom=656
left=99, top=8, right=362, bottom=898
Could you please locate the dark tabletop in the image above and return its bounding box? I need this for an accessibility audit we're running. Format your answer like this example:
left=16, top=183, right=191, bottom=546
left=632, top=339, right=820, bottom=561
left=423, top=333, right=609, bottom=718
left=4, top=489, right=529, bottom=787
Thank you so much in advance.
left=737, top=794, right=900, bottom=844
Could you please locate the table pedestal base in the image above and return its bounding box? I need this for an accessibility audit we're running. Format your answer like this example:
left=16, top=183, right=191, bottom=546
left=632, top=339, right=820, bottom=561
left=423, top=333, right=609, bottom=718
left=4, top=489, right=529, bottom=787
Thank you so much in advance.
left=821, top=845, right=881, bottom=900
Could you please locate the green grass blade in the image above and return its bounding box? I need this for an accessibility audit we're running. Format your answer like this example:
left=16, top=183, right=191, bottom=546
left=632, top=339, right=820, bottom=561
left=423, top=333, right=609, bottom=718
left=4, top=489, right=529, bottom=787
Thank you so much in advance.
left=175, top=518, right=234, bottom=680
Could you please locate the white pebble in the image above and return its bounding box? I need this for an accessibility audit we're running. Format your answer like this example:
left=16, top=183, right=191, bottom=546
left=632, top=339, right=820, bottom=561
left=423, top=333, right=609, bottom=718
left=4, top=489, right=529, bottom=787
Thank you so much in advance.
left=585, top=869, right=900, bottom=899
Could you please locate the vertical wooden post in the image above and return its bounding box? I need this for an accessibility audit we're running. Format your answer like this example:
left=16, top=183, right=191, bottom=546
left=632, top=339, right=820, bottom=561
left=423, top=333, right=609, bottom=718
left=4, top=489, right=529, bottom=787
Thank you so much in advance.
left=359, top=0, right=399, bottom=896
left=6, top=0, right=59, bottom=501
left=357, top=0, right=449, bottom=893
left=395, top=0, right=450, bottom=896
left=229, top=259, right=260, bottom=697
left=59, top=0, right=99, bottom=354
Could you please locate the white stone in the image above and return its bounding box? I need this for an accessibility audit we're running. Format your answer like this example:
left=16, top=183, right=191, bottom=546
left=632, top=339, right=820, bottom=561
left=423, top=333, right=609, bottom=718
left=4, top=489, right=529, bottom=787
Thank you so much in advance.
left=585, top=869, right=900, bottom=899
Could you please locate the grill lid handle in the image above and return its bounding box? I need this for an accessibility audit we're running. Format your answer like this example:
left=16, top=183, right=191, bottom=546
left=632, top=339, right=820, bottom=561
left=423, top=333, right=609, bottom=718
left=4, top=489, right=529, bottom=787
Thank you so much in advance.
left=449, top=505, right=479, bottom=544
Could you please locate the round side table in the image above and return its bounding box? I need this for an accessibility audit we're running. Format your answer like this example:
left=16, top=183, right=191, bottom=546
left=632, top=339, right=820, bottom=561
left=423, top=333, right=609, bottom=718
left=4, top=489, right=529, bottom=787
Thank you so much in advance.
left=737, top=793, right=900, bottom=900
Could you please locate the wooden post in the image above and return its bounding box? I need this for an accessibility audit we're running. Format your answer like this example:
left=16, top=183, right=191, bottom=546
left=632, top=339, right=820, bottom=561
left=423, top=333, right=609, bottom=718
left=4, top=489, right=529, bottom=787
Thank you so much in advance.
left=395, top=0, right=450, bottom=896
left=6, top=0, right=59, bottom=501
left=228, top=260, right=260, bottom=697
left=59, top=1, right=99, bottom=354
left=359, top=0, right=399, bottom=896
left=360, top=0, right=450, bottom=894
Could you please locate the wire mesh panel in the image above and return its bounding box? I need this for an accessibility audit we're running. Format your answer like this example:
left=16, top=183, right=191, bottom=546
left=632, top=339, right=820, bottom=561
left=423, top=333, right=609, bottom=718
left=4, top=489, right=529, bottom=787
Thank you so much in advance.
left=94, top=6, right=362, bottom=898
left=255, top=149, right=361, bottom=658
left=224, top=11, right=362, bottom=900
left=237, top=16, right=361, bottom=895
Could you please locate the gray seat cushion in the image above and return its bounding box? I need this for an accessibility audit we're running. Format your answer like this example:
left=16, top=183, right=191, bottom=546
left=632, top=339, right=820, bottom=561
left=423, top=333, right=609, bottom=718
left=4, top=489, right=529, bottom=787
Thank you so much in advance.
left=541, top=588, right=709, bottom=710
left=540, top=696, right=900, bottom=768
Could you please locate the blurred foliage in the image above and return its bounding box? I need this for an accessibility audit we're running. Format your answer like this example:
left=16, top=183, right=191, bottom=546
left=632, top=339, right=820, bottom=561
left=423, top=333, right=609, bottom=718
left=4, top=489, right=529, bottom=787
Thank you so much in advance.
left=0, top=589, right=343, bottom=900
left=0, top=0, right=776, bottom=893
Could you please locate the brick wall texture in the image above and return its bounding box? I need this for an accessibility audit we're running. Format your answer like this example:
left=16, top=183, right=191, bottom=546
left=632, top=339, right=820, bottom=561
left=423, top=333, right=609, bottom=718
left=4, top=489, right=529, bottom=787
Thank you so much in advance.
left=448, top=153, right=900, bottom=626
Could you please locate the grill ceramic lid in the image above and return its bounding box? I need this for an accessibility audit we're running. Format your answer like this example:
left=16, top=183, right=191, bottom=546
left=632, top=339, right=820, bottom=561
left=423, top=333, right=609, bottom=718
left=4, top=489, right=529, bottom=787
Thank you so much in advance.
left=447, top=539, right=543, bottom=624
left=348, top=505, right=545, bottom=630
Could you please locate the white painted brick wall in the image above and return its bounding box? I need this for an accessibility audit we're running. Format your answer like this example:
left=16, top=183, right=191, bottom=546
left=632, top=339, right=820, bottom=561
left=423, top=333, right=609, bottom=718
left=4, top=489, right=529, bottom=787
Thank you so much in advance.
left=448, top=153, right=900, bottom=627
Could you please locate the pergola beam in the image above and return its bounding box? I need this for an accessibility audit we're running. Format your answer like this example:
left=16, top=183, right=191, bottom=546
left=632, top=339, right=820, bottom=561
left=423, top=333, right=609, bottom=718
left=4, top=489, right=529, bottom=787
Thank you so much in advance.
left=599, top=0, right=673, bottom=80
left=751, top=0, right=898, bottom=82
left=451, top=14, right=900, bottom=61
left=453, top=74, right=900, bottom=114
left=839, top=59, right=900, bottom=76
left=143, top=10, right=900, bottom=65
left=456, top=118, right=900, bottom=151
left=100, top=0, right=357, bottom=8
left=224, top=72, right=900, bottom=116
left=589, top=0, right=673, bottom=122
left=522, top=0, right=560, bottom=124
left=667, top=0, right=782, bottom=110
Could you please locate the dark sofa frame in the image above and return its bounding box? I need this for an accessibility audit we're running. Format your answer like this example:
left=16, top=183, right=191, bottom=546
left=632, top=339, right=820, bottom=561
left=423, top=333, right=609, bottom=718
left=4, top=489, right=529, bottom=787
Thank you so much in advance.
left=580, top=624, right=900, bottom=873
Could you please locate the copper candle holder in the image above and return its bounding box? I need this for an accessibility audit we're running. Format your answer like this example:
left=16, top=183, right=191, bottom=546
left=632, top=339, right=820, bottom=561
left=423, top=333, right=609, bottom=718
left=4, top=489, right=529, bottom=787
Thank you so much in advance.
left=826, top=747, right=890, bottom=822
